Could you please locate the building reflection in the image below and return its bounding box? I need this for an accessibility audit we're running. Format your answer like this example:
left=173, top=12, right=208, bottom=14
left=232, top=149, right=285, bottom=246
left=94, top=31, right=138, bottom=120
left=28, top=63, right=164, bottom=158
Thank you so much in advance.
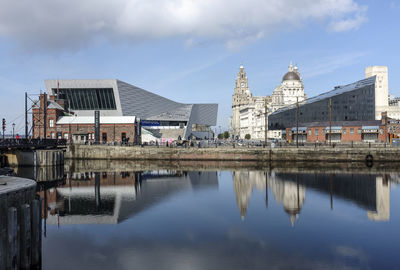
left=367, top=176, right=390, bottom=221
left=28, top=166, right=395, bottom=228
left=269, top=173, right=305, bottom=226
left=233, top=171, right=393, bottom=224
left=37, top=170, right=218, bottom=226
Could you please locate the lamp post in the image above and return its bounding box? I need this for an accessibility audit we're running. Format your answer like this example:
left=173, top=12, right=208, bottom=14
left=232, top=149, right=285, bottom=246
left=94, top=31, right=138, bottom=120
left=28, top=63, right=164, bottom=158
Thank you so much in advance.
left=264, top=99, right=268, bottom=147
left=329, top=98, right=332, bottom=147
left=12, top=123, right=15, bottom=139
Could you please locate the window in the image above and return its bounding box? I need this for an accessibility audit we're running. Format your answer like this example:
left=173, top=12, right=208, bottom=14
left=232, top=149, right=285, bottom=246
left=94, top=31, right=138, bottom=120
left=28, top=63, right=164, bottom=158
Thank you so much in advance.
left=308, top=130, right=311, bottom=136
left=315, top=129, right=319, bottom=136
left=350, top=128, right=354, bottom=134
left=56, top=88, right=116, bottom=110
left=51, top=132, right=55, bottom=139
left=343, top=128, right=346, bottom=135
left=64, top=133, right=69, bottom=139
left=380, top=128, right=383, bottom=134
left=49, top=119, right=54, bottom=128
left=358, top=128, right=362, bottom=134
left=102, top=132, right=107, bottom=142
left=121, top=132, right=127, bottom=141
left=322, top=129, right=326, bottom=134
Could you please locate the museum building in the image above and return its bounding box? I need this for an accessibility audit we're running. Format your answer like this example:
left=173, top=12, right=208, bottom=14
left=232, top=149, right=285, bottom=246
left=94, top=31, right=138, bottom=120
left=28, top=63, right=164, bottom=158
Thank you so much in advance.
left=32, top=79, right=218, bottom=144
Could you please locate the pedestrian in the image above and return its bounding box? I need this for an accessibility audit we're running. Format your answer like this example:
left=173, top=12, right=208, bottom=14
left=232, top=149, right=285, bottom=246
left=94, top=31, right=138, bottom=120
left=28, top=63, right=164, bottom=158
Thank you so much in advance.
left=15, top=134, right=19, bottom=139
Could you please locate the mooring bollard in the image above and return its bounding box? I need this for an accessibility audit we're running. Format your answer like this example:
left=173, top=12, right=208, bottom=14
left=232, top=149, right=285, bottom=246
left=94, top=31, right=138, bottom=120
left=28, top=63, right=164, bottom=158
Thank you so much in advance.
left=7, top=207, right=18, bottom=270
left=31, top=200, right=40, bottom=266
left=0, top=196, right=7, bottom=270
left=20, top=204, right=31, bottom=270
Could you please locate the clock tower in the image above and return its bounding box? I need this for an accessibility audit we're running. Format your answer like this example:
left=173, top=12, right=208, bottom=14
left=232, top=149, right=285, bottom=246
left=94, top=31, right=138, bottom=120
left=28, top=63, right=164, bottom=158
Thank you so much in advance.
left=232, top=65, right=252, bottom=138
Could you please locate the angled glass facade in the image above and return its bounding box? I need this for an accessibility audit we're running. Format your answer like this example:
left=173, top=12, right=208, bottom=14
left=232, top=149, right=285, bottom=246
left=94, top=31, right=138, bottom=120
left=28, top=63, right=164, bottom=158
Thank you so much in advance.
left=55, top=88, right=116, bottom=110
left=268, top=77, right=376, bottom=130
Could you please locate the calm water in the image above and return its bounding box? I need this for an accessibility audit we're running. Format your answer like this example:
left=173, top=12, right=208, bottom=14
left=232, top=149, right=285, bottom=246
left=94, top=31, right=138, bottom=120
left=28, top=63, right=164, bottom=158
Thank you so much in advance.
left=17, top=163, right=400, bottom=269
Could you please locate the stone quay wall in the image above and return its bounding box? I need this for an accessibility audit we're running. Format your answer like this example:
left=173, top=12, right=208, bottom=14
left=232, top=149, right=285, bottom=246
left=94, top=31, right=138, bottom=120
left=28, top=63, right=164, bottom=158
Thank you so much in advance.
left=66, top=144, right=400, bottom=163
left=5, top=149, right=64, bottom=167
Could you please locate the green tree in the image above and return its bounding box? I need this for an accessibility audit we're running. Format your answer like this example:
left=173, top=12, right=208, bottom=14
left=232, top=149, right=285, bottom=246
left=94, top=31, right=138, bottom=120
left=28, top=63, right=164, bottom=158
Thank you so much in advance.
left=245, top=134, right=251, bottom=140
left=218, top=133, right=224, bottom=139
left=223, top=131, right=230, bottom=139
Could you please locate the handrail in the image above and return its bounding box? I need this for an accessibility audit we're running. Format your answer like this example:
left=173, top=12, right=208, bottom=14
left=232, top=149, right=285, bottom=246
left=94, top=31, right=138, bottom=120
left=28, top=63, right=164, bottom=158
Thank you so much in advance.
left=0, top=138, right=66, bottom=150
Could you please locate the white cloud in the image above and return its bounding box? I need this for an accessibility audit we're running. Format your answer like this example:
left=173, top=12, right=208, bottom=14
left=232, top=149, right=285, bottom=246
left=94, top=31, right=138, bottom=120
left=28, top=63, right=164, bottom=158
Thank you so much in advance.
left=329, top=7, right=367, bottom=32
left=301, top=51, right=369, bottom=78
left=0, top=0, right=367, bottom=51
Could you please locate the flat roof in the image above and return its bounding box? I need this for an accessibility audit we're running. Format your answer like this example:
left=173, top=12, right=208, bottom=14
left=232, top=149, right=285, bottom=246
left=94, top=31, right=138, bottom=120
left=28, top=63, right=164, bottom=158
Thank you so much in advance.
left=57, top=116, right=136, bottom=124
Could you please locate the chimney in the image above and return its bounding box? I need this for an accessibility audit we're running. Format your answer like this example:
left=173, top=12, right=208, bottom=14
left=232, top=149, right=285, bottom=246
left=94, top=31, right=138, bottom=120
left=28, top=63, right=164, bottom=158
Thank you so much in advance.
left=381, top=111, right=388, bottom=125
left=55, top=99, right=66, bottom=110
left=39, top=93, right=48, bottom=110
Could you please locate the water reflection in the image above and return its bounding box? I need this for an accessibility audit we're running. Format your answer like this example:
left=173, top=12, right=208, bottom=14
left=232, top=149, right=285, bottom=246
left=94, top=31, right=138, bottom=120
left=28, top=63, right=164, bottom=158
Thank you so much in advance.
left=39, top=170, right=218, bottom=225
left=29, top=166, right=397, bottom=227
left=12, top=163, right=400, bottom=270
left=232, top=171, right=392, bottom=224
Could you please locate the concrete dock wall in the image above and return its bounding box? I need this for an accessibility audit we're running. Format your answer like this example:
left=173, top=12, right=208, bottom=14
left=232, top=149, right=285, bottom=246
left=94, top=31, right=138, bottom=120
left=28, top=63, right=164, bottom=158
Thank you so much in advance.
left=66, top=144, right=400, bottom=162
left=5, top=149, right=64, bottom=167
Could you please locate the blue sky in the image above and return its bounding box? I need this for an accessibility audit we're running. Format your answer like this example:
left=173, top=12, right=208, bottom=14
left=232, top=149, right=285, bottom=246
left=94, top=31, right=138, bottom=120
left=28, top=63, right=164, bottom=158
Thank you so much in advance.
left=0, top=0, right=399, bottom=133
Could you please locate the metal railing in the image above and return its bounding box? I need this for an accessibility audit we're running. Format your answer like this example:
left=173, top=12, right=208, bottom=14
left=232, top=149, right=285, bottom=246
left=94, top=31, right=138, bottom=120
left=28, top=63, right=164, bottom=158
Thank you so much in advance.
left=0, top=138, right=67, bottom=151
left=65, top=139, right=400, bottom=149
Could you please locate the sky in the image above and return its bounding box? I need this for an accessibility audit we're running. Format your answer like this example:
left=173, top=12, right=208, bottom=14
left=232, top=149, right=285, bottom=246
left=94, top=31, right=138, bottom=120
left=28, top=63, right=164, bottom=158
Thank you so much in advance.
left=0, top=0, right=399, bottom=134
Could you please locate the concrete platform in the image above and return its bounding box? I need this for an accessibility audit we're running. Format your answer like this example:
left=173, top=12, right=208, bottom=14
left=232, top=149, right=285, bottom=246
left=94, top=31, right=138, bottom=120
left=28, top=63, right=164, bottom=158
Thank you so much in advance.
left=0, top=176, right=36, bottom=196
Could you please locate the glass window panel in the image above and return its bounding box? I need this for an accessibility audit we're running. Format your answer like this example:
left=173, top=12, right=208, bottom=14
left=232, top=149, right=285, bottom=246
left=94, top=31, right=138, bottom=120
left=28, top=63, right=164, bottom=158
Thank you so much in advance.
left=77, top=90, right=83, bottom=109
left=99, top=89, right=106, bottom=109
left=57, top=88, right=116, bottom=110
left=76, top=89, right=82, bottom=109
left=109, top=90, right=116, bottom=109
left=104, top=89, right=111, bottom=109
left=81, top=89, right=88, bottom=109
left=96, top=89, right=103, bottom=109
left=104, top=89, right=110, bottom=109
left=107, top=89, right=113, bottom=109
left=91, top=90, right=97, bottom=109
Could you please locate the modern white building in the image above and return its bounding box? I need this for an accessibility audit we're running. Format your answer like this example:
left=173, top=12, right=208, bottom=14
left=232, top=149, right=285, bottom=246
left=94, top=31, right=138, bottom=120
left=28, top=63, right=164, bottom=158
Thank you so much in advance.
left=365, top=66, right=400, bottom=120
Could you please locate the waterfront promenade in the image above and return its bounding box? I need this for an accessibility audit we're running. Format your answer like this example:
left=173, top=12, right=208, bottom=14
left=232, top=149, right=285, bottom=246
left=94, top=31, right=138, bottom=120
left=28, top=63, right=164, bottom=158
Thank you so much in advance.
left=66, top=144, right=400, bottom=163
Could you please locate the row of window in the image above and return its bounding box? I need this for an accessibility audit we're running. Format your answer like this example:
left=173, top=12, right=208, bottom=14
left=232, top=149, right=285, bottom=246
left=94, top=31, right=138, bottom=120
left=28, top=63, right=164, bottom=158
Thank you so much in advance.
left=50, top=132, right=128, bottom=141
left=299, top=127, right=384, bottom=136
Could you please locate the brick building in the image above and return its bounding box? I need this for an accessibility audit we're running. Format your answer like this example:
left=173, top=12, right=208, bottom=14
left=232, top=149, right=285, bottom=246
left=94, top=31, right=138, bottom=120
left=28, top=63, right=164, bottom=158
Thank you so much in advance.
left=283, top=113, right=400, bottom=143
left=32, top=93, right=139, bottom=144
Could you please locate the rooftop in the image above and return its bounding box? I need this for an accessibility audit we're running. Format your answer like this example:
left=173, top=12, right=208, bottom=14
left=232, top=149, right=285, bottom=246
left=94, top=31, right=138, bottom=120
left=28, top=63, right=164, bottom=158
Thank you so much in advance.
left=271, top=76, right=377, bottom=116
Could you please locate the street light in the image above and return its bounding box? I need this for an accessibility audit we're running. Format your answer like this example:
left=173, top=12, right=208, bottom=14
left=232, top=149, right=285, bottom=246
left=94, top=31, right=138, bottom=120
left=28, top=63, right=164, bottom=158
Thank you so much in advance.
left=12, top=123, right=15, bottom=139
